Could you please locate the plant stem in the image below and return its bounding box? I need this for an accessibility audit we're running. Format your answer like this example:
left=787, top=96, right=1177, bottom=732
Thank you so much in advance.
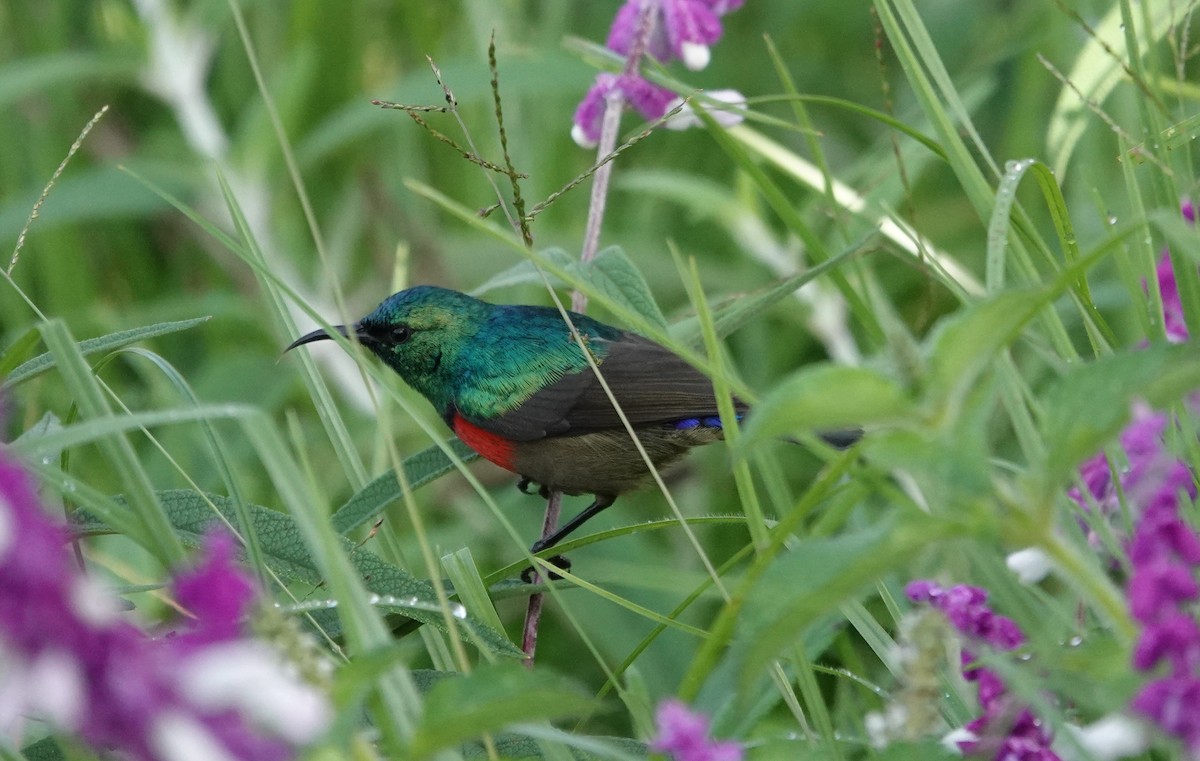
left=525, top=0, right=660, bottom=663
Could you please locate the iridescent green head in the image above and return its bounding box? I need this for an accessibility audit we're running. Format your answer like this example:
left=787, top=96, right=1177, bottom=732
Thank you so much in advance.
left=286, top=286, right=491, bottom=412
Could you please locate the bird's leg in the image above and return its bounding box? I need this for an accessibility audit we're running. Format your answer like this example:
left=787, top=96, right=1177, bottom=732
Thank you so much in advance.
left=520, top=494, right=618, bottom=584
left=529, top=494, right=617, bottom=555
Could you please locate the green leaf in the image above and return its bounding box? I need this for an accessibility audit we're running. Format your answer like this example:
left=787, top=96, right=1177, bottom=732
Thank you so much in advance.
left=462, top=733, right=647, bottom=761
left=470, top=248, right=574, bottom=296
left=581, top=247, right=668, bottom=332
left=2, top=317, right=211, bottom=389
left=924, top=287, right=1051, bottom=416
left=0, top=51, right=137, bottom=109
left=331, top=438, right=478, bottom=535
left=9, top=405, right=256, bottom=458
left=0, top=327, right=41, bottom=379
left=737, top=518, right=939, bottom=687
left=1037, top=343, right=1200, bottom=495
left=472, top=246, right=668, bottom=333
left=73, top=490, right=521, bottom=658
left=739, top=364, right=915, bottom=449
left=1046, top=0, right=1190, bottom=176
left=670, top=239, right=868, bottom=346
left=860, top=425, right=991, bottom=503
left=19, top=736, right=64, bottom=761
left=409, top=663, right=596, bottom=759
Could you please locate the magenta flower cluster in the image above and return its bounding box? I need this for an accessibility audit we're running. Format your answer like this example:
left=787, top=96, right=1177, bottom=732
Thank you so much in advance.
left=572, top=0, right=745, bottom=148
left=1069, top=252, right=1200, bottom=754
left=0, top=449, right=328, bottom=761
left=649, top=699, right=743, bottom=761
left=906, top=581, right=1059, bottom=760
left=1124, top=409, right=1200, bottom=754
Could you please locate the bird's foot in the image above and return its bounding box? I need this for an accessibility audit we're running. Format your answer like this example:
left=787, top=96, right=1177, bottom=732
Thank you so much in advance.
left=520, top=555, right=571, bottom=584
left=516, top=477, right=550, bottom=499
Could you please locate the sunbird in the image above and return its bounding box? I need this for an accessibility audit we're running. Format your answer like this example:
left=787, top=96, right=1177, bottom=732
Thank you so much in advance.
left=287, top=286, right=849, bottom=564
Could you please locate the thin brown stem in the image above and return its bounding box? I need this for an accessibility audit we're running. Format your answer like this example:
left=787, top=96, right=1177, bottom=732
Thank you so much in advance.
left=527, top=0, right=660, bottom=661
left=521, top=490, right=563, bottom=666
left=573, top=0, right=659, bottom=312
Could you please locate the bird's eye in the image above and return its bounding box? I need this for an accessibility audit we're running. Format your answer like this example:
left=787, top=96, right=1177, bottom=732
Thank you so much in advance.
left=391, top=325, right=412, bottom=344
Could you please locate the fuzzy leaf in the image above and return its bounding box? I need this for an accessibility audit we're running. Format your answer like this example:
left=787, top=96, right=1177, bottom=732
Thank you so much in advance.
left=409, top=663, right=596, bottom=759
left=470, top=248, right=574, bottom=296
left=581, top=247, right=668, bottom=332
left=925, top=287, right=1050, bottom=415
left=73, top=490, right=521, bottom=658
left=1037, top=342, right=1200, bottom=496
left=740, top=364, right=914, bottom=449
left=737, top=518, right=941, bottom=687
left=331, top=438, right=478, bottom=535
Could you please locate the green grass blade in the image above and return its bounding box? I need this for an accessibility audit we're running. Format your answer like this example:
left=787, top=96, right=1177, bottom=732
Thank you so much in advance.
left=3, top=317, right=210, bottom=389
left=37, top=319, right=185, bottom=565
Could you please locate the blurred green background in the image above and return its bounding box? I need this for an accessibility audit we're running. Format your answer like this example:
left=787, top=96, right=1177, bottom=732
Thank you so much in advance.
left=2, top=0, right=1191, bottom=696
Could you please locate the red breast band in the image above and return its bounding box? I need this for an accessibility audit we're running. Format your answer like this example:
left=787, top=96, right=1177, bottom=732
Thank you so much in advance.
left=452, top=413, right=517, bottom=471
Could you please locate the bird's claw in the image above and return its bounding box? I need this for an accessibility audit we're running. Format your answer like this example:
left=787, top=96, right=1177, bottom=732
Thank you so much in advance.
left=516, top=477, right=550, bottom=499
left=520, top=554, right=571, bottom=584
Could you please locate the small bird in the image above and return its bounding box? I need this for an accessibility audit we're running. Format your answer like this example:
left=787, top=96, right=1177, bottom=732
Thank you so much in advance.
left=288, top=286, right=828, bottom=565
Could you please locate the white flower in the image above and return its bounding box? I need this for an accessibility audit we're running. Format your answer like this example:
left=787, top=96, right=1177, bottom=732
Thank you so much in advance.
left=940, top=727, right=976, bottom=755
left=151, top=712, right=238, bottom=761
left=665, top=89, right=747, bottom=132
left=179, top=641, right=330, bottom=744
left=681, top=42, right=712, bottom=71
left=1061, top=714, right=1148, bottom=761
left=1006, top=547, right=1054, bottom=584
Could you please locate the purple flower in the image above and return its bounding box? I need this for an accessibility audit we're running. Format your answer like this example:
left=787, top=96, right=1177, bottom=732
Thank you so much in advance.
left=649, top=699, right=743, bottom=761
left=906, top=581, right=1059, bottom=759
left=571, top=0, right=746, bottom=147
left=1131, top=677, right=1200, bottom=751
left=607, top=0, right=738, bottom=71
left=0, top=449, right=329, bottom=760
left=903, top=581, right=1025, bottom=651
left=572, top=72, right=678, bottom=148
left=1132, top=613, right=1200, bottom=673
left=1157, top=255, right=1188, bottom=343
left=1068, top=406, right=1197, bottom=568
left=1098, top=406, right=1200, bottom=754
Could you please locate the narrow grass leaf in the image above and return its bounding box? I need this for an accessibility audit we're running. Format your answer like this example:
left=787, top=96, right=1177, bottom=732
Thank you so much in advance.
left=3, top=317, right=210, bottom=389
left=1046, top=1, right=1187, bottom=176
left=38, top=319, right=185, bottom=565
left=0, top=327, right=41, bottom=379
left=442, top=548, right=508, bottom=640
left=670, top=239, right=869, bottom=346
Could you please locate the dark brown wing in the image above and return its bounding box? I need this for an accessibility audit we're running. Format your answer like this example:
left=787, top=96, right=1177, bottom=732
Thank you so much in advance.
left=463, top=332, right=746, bottom=441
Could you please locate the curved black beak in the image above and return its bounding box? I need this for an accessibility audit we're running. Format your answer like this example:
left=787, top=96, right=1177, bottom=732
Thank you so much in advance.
left=284, top=324, right=354, bottom=353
